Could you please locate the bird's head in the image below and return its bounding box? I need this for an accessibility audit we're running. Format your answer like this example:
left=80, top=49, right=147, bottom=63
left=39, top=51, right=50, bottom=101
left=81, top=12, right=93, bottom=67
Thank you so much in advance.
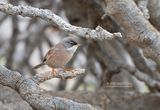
left=62, top=37, right=81, bottom=53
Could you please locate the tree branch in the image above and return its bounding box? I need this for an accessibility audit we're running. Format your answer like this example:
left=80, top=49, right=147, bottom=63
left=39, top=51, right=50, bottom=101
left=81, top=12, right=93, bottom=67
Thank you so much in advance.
left=0, top=65, right=100, bottom=110
left=32, top=68, right=85, bottom=84
left=136, top=0, right=150, bottom=19
left=105, top=0, right=160, bottom=70
left=132, top=70, right=160, bottom=92
left=0, top=2, right=122, bottom=40
left=0, top=102, right=13, bottom=110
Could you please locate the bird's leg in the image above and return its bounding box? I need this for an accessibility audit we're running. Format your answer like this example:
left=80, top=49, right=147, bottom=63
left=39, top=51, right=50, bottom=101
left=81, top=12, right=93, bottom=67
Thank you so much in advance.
left=52, top=68, right=66, bottom=80
left=51, top=68, right=57, bottom=76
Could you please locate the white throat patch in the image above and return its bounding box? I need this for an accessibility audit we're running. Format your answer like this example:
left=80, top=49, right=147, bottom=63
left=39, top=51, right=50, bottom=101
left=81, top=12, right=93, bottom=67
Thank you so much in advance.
left=66, top=45, right=78, bottom=53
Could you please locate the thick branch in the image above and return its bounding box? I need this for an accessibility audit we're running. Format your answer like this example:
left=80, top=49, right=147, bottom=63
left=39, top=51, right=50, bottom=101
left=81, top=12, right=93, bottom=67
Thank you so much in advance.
left=148, top=0, right=160, bottom=31
left=136, top=0, right=150, bottom=19
left=0, top=65, right=100, bottom=110
left=132, top=70, right=160, bottom=91
left=105, top=0, right=160, bottom=69
left=0, top=2, right=122, bottom=40
left=32, top=68, right=85, bottom=84
left=0, top=102, right=13, bottom=110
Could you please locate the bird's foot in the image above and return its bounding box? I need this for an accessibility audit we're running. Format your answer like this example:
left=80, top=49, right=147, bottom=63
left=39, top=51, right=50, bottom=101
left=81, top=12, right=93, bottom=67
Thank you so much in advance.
left=51, top=68, right=58, bottom=76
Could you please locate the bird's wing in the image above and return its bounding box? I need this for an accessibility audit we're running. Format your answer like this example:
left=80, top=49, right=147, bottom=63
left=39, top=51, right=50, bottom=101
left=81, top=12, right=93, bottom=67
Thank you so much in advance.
left=43, top=46, right=60, bottom=62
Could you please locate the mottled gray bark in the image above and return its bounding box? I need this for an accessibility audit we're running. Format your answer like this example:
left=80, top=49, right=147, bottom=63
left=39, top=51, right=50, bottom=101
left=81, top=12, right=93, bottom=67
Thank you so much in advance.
left=0, top=2, right=121, bottom=40
left=105, top=0, right=160, bottom=69
left=148, top=0, right=160, bottom=30
left=0, top=65, right=100, bottom=110
left=31, top=68, right=85, bottom=84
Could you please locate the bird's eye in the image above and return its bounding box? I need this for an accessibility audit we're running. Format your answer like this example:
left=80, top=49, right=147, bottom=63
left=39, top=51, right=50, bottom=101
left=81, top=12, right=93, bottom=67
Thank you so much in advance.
left=43, top=58, right=47, bottom=62
left=69, top=40, right=77, bottom=45
left=64, top=39, right=78, bottom=48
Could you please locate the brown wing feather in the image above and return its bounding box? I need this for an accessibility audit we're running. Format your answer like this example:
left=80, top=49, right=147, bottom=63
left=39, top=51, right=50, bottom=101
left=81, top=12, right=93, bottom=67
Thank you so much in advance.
left=44, top=43, right=72, bottom=68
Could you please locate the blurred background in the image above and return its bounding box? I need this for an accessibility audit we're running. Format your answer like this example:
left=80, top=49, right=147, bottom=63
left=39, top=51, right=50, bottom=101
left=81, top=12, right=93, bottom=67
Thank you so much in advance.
left=1, top=0, right=160, bottom=109
left=0, top=0, right=155, bottom=92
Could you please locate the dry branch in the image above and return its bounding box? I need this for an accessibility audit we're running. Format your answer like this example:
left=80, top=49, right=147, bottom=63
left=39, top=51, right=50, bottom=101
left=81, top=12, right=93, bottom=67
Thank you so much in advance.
left=136, top=0, right=150, bottom=19
left=0, top=65, right=100, bottom=110
left=0, top=2, right=122, bottom=40
left=105, top=0, right=160, bottom=69
left=132, top=70, right=160, bottom=91
left=0, top=102, right=13, bottom=110
left=32, top=68, right=85, bottom=84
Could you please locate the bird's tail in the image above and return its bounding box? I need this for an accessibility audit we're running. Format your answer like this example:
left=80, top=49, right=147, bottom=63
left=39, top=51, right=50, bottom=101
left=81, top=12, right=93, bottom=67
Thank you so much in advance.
left=33, top=62, right=45, bottom=69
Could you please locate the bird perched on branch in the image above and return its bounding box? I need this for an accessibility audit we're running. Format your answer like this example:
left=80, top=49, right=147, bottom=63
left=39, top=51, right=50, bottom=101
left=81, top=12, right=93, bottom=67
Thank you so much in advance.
left=33, top=37, right=80, bottom=75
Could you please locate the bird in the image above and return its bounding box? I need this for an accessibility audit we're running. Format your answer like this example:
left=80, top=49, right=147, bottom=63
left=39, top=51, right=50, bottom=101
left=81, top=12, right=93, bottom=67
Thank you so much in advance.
left=33, top=37, right=80, bottom=74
